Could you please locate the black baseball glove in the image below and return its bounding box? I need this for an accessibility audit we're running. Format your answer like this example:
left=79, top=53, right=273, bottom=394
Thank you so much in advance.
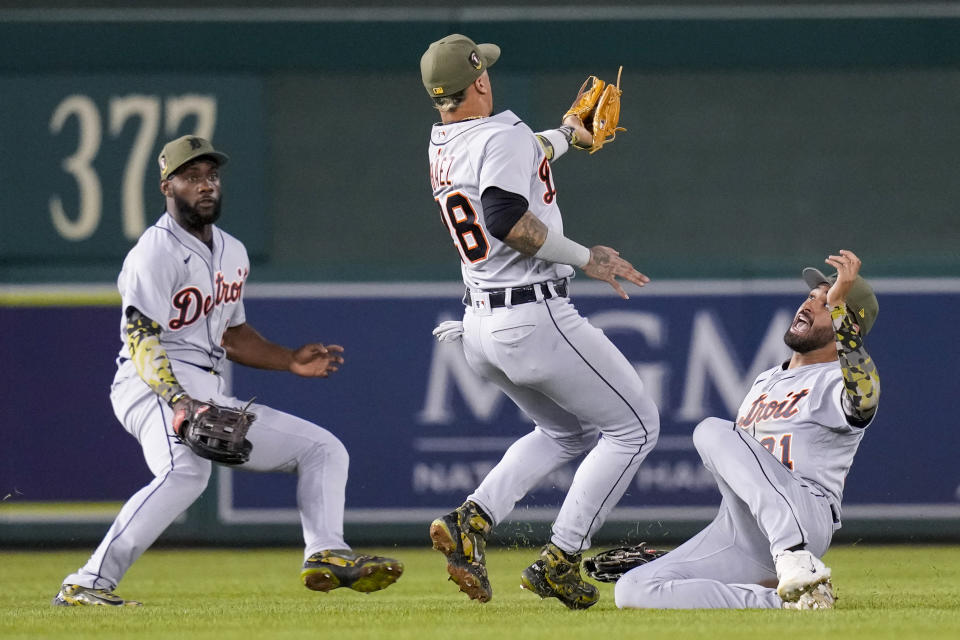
left=582, top=543, right=667, bottom=583
left=172, top=397, right=255, bottom=465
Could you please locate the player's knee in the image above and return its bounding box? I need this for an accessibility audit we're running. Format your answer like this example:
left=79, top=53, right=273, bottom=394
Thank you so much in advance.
left=608, top=417, right=659, bottom=451
left=552, top=427, right=600, bottom=456
left=302, top=432, right=349, bottom=471
left=692, top=417, right=734, bottom=455
left=614, top=569, right=661, bottom=609
left=327, top=437, right=349, bottom=468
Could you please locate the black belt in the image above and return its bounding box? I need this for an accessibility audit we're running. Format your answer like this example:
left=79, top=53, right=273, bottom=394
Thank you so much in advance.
left=463, top=280, right=568, bottom=308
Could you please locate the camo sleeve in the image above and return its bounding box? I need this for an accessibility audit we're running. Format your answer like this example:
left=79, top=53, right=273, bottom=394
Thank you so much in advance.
left=126, top=307, right=188, bottom=407
left=832, top=303, right=880, bottom=426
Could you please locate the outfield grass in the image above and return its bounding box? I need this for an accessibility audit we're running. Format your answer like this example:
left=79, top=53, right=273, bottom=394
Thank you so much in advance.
left=3, top=544, right=959, bottom=639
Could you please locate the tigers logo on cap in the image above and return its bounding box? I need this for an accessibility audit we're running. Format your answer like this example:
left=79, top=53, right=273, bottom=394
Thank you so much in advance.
left=469, top=51, right=482, bottom=70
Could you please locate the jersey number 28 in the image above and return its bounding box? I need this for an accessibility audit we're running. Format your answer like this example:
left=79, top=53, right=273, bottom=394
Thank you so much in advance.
left=437, top=192, right=490, bottom=263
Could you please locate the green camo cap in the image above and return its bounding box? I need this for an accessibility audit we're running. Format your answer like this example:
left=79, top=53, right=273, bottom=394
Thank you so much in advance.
left=420, top=34, right=500, bottom=97
left=802, top=266, right=879, bottom=336
left=158, top=135, right=229, bottom=180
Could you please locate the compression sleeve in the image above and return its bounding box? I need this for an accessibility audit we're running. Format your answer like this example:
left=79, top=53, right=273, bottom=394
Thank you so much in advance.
left=535, top=125, right=577, bottom=161
left=831, top=303, right=880, bottom=426
left=481, top=187, right=529, bottom=241
left=125, top=306, right=188, bottom=406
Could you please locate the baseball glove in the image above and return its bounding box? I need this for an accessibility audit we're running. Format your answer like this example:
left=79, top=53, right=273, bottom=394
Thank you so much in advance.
left=582, top=543, right=667, bottom=583
left=563, top=66, right=626, bottom=154
left=172, top=397, right=255, bottom=465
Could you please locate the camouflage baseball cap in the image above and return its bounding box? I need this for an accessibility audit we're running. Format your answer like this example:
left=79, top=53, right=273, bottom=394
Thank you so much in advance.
left=158, top=135, right=229, bottom=180
left=802, top=266, right=879, bottom=336
left=420, top=33, right=500, bottom=97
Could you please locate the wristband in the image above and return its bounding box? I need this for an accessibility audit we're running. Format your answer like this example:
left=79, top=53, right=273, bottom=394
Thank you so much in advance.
left=534, top=229, right=591, bottom=267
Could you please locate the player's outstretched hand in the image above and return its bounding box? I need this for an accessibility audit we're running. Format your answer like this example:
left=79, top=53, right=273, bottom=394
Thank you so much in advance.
left=825, top=249, right=862, bottom=308
left=290, top=343, right=345, bottom=378
left=582, top=245, right=650, bottom=299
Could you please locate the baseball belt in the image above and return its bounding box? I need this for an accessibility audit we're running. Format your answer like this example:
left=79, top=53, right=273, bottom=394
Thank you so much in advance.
left=463, top=279, right=569, bottom=309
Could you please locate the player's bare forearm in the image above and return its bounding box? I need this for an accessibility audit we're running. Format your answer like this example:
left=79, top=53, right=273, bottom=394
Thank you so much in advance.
left=503, top=211, right=548, bottom=255
left=582, top=246, right=651, bottom=299
left=832, top=305, right=880, bottom=424
left=125, top=308, right=187, bottom=406
left=222, top=323, right=295, bottom=371
left=222, top=324, right=344, bottom=378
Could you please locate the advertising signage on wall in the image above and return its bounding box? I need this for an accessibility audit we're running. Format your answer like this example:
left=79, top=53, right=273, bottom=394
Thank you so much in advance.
left=3, top=280, right=958, bottom=534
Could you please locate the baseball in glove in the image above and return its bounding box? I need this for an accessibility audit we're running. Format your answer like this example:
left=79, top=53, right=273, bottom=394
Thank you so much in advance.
left=172, top=397, right=255, bottom=465
left=582, top=543, right=667, bottom=583
left=563, top=66, right=626, bottom=154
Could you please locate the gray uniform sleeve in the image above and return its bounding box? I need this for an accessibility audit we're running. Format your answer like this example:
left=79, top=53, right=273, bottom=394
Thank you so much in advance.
left=478, top=129, right=536, bottom=202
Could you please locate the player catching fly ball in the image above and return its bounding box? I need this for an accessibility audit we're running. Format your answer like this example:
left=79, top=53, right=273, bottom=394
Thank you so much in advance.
left=420, top=33, right=661, bottom=609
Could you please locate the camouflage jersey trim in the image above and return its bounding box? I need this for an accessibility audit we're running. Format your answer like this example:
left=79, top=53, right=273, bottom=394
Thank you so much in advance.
left=831, top=303, right=880, bottom=425
left=126, top=308, right=187, bottom=407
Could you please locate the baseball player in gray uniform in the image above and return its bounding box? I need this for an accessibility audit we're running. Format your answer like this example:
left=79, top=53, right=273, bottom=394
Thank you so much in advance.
left=52, top=136, right=401, bottom=606
left=615, top=250, right=879, bottom=610
left=420, top=34, right=661, bottom=609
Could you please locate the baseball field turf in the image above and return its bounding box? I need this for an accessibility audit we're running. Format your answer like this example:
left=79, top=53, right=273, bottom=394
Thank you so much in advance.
left=3, top=545, right=959, bottom=639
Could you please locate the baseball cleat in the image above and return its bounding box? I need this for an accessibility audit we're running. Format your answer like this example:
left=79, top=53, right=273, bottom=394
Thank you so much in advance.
left=520, top=543, right=599, bottom=610
left=781, top=581, right=836, bottom=610
left=51, top=584, right=142, bottom=607
left=775, top=549, right=832, bottom=602
left=301, top=550, right=404, bottom=593
left=429, top=500, right=492, bottom=602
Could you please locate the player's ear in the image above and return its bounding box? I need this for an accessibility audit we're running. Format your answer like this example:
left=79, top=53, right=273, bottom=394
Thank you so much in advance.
left=474, top=71, right=489, bottom=95
left=160, top=178, right=172, bottom=197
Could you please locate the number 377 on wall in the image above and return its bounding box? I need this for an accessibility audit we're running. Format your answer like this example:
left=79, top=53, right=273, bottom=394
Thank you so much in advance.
left=49, top=94, right=217, bottom=241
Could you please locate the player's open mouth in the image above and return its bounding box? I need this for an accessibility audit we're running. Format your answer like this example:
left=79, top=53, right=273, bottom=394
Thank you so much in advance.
left=790, top=311, right=812, bottom=335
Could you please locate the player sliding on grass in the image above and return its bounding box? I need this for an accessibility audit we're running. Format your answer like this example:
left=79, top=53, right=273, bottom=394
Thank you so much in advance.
left=420, top=34, right=660, bottom=609
left=610, top=251, right=879, bottom=610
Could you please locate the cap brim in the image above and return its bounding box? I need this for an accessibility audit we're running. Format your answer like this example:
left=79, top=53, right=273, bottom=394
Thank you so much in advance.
left=478, top=43, right=500, bottom=69
left=167, top=150, right=229, bottom=178
left=200, top=151, right=229, bottom=167
left=802, top=267, right=832, bottom=290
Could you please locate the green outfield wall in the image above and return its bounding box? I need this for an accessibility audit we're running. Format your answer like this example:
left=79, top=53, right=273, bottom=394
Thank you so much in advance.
left=2, top=6, right=958, bottom=283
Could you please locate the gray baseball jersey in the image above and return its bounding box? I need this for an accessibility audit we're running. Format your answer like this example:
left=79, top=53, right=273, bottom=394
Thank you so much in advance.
left=61, top=213, right=351, bottom=593
left=428, top=112, right=660, bottom=554
left=615, top=360, right=873, bottom=609
left=737, top=361, right=867, bottom=508
left=116, top=212, right=247, bottom=372
left=430, top=110, right=574, bottom=290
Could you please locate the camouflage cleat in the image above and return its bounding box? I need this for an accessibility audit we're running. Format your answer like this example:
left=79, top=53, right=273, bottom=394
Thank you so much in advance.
left=51, top=584, right=142, bottom=607
left=429, top=500, right=492, bottom=602
left=520, top=543, right=600, bottom=610
left=301, top=549, right=404, bottom=593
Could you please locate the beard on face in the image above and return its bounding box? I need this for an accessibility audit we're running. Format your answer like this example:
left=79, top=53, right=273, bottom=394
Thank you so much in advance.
left=173, top=191, right=221, bottom=230
left=783, top=323, right=833, bottom=354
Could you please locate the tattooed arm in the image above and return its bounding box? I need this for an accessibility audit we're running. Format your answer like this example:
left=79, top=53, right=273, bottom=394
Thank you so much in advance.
left=125, top=307, right=188, bottom=406
left=503, top=211, right=650, bottom=299
left=832, top=303, right=880, bottom=426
